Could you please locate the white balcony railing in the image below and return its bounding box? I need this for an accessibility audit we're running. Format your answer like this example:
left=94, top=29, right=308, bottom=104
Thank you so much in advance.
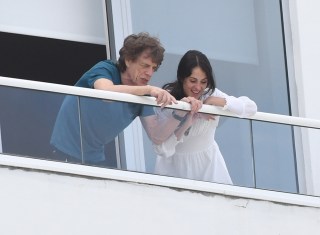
left=1, top=76, right=320, bottom=202
left=1, top=76, right=319, bottom=128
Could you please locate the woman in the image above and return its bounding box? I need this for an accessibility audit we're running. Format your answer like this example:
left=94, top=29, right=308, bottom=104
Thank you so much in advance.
left=153, top=50, right=257, bottom=184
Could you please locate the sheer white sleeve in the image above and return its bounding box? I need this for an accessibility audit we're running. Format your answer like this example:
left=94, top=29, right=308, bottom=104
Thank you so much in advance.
left=152, top=107, right=184, bottom=157
left=153, top=134, right=183, bottom=158
left=213, top=88, right=257, bottom=117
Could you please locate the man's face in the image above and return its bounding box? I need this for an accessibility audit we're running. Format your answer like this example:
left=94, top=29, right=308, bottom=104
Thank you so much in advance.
left=125, top=51, right=159, bottom=86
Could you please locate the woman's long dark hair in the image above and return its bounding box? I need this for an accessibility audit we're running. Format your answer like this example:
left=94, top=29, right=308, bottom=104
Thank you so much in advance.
left=163, top=50, right=216, bottom=100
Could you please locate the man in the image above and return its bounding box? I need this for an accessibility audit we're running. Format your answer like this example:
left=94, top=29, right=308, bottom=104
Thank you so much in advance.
left=50, top=32, right=189, bottom=166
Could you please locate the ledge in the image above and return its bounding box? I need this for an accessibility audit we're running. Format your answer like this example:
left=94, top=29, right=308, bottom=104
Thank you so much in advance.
left=1, top=154, right=319, bottom=208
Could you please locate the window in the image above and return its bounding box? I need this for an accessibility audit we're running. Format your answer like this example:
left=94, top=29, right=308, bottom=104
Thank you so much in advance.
left=110, top=0, right=298, bottom=193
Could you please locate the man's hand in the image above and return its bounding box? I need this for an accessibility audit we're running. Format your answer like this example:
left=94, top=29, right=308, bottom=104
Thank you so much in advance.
left=149, top=86, right=177, bottom=108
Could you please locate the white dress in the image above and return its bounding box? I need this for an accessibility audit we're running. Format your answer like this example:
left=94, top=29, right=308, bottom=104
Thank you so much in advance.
left=153, top=89, right=257, bottom=185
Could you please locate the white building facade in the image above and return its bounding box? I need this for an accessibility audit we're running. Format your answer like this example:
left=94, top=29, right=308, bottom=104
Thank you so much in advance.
left=0, top=1, right=320, bottom=234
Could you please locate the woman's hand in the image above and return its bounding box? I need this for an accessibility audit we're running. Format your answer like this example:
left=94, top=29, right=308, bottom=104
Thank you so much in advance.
left=181, top=96, right=202, bottom=114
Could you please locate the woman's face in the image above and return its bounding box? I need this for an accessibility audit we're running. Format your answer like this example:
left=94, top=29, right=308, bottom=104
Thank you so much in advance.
left=182, top=66, right=208, bottom=99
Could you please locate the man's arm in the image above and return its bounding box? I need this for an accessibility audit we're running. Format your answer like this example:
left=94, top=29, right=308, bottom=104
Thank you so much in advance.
left=94, top=78, right=177, bottom=107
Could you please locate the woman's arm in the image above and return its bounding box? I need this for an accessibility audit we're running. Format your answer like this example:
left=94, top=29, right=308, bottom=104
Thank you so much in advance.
left=140, top=111, right=185, bottom=145
left=173, top=113, right=195, bottom=140
left=140, top=97, right=202, bottom=145
left=151, top=113, right=194, bottom=157
left=203, top=96, right=227, bottom=107
left=152, top=133, right=183, bottom=158
left=204, top=89, right=257, bottom=117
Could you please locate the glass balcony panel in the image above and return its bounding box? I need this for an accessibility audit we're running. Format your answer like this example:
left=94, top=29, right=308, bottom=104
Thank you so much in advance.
left=215, top=117, right=254, bottom=187
left=252, top=121, right=297, bottom=193
left=77, top=96, right=122, bottom=168
left=1, top=86, right=319, bottom=197
left=49, top=94, right=83, bottom=164
left=143, top=106, right=254, bottom=187
left=0, top=86, right=69, bottom=160
left=0, top=86, right=118, bottom=167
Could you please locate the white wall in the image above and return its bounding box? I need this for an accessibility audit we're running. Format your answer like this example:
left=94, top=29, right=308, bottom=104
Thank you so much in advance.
left=289, top=0, right=320, bottom=196
left=0, top=160, right=319, bottom=235
left=0, top=0, right=107, bottom=44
